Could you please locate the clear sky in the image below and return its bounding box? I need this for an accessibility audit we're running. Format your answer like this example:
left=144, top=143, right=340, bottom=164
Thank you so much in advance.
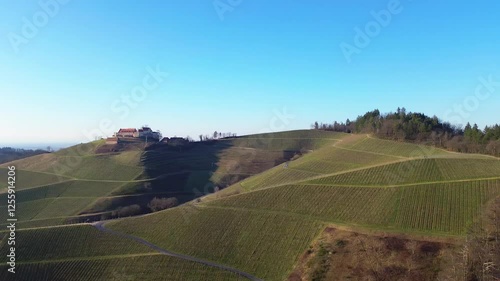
left=1, top=0, right=499, bottom=146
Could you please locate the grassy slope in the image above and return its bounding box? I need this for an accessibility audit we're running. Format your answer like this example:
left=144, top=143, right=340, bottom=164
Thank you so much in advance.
left=0, top=141, right=144, bottom=229
left=109, top=133, right=500, bottom=280
left=3, top=131, right=499, bottom=280
left=0, top=225, right=243, bottom=281
left=0, top=168, right=71, bottom=191
left=0, top=131, right=345, bottom=279
left=0, top=255, right=246, bottom=281
left=208, top=180, right=500, bottom=234
left=108, top=206, right=322, bottom=281
left=306, top=158, right=500, bottom=186
left=0, top=225, right=152, bottom=262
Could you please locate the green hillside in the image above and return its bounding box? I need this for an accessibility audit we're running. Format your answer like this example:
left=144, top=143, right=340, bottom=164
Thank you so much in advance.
left=0, top=225, right=243, bottom=281
left=0, top=255, right=246, bottom=281
left=106, top=133, right=499, bottom=280
left=2, top=130, right=499, bottom=280
left=0, top=130, right=342, bottom=230
left=108, top=206, right=322, bottom=281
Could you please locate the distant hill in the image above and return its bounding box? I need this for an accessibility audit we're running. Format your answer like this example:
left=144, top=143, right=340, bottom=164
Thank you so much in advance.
left=0, top=147, right=48, bottom=164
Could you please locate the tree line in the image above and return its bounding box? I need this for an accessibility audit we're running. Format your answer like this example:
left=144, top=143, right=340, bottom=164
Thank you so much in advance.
left=0, top=147, right=49, bottom=164
left=312, top=107, right=500, bottom=156
left=198, top=131, right=237, bottom=142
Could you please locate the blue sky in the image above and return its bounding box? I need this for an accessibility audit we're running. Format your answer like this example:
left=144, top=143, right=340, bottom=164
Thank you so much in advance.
left=1, top=0, right=499, bottom=146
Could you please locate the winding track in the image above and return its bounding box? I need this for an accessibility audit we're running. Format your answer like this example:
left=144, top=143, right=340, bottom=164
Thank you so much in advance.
left=92, top=221, right=263, bottom=281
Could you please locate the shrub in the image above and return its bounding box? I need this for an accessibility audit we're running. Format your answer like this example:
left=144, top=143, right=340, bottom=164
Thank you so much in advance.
left=112, top=204, right=142, bottom=217
left=148, top=197, right=179, bottom=212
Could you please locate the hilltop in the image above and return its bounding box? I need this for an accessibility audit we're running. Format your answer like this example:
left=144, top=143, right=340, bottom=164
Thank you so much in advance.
left=0, top=130, right=340, bottom=230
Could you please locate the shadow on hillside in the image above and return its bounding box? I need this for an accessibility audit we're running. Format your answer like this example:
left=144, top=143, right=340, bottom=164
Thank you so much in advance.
left=73, top=138, right=298, bottom=223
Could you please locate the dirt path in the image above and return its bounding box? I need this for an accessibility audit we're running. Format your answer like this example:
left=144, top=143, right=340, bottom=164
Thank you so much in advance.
left=92, top=221, right=263, bottom=281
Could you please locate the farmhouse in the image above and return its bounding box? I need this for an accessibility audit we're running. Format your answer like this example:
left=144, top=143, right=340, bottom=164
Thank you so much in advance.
left=136, top=127, right=155, bottom=138
left=117, top=128, right=137, bottom=138
left=114, top=126, right=161, bottom=140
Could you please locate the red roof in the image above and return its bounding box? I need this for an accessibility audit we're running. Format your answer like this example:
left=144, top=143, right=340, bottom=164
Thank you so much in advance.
left=118, top=128, right=137, bottom=133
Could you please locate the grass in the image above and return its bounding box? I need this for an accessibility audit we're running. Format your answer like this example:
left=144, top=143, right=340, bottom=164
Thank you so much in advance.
left=307, top=158, right=500, bottom=186
left=108, top=205, right=323, bottom=281
left=0, top=168, right=70, bottom=190
left=0, top=180, right=129, bottom=228
left=229, top=134, right=341, bottom=151
left=208, top=179, right=500, bottom=234
left=240, top=166, right=319, bottom=190
left=208, top=184, right=397, bottom=227
left=337, top=135, right=455, bottom=158
left=54, top=140, right=105, bottom=156
left=1, top=153, right=143, bottom=181
left=0, top=225, right=152, bottom=262
left=0, top=130, right=340, bottom=230
left=393, top=179, right=500, bottom=232
left=0, top=254, right=246, bottom=281
left=3, top=130, right=499, bottom=280
left=0, top=199, right=54, bottom=221
left=30, top=198, right=97, bottom=220
left=233, top=142, right=403, bottom=191
left=0, top=198, right=96, bottom=222
left=0, top=180, right=124, bottom=205
left=289, top=145, right=400, bottom=174
left=0, top=217, right=69, bottom=230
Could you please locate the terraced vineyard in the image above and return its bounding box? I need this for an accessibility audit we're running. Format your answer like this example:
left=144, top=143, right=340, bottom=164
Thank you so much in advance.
left=239, top=166, right=320, bottom=190
left=0, top=168, right=70, bottom=191
left=2, top=180, right=124, bottom=203
left=210, top=184, right=397, bottom=226
left=336, top=135, right=452, bottom=158
left=0, top=198, right=97, bottom=222
left=289, top=146, right=400, bottom=174
left=0, top=255, right=246, bottom=281
left=0, top=154, right=143, bottom=181
left=0, top=225, right=244, bottom=281
left=0, top=178, right=133, bottom=228
left=0, top=225, right=152, bottom=262
left=0, top=217, right=74, bottom=230
left=0, top=254, right=247, bottom=281
left=0, top=130, right=343, bottom=232
left=230, top=130, right=345, bottom=151
left=208, top=180, right=500, bottom=234
left=307, top=158, right=500, bottom=186
left=393, top=179, right=500, bottom=232
left=108, top=206, right=323, bottom=281
left=3, top=131, right=499, bottom=280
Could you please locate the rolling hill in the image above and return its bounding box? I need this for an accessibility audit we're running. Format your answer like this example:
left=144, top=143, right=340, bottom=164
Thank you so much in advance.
left=0, top=130, right=342, bottom=230
left=0, top=130, right=499, bottom=280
